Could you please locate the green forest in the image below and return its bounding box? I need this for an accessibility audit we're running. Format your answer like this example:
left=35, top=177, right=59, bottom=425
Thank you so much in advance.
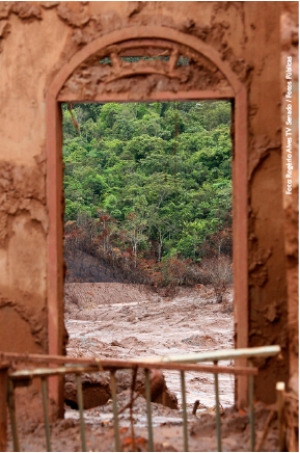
left=63, top=101, right=233, bottom=292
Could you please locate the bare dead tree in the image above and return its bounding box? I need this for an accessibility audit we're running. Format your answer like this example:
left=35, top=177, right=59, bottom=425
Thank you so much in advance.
left=201, top=254, right=232, bottom=304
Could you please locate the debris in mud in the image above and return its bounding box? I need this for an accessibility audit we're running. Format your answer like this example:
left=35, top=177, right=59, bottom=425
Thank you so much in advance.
left=65, top=282, right=235, bottom=410
left=139, top=369, right=178, bottom=410
left=190, top=402, right=279, bottom=452
left=64, top=373, right=111, bottom=409
left=7, top=400, right=280, bottom=452
left=182, top=334, right=218, bottom=346
left=64, top=368, right=178, bottom=410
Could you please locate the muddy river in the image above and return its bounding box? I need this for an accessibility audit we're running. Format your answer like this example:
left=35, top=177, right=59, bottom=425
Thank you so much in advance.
left=65, top=283, right=235, bottom=413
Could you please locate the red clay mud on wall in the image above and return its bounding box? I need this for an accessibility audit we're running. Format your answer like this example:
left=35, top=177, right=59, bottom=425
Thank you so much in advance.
left=0, top=1, right=298, bottom=413
left=0, top=159, right=48, bottom=352
left=280, top=3, right=298, bottom=450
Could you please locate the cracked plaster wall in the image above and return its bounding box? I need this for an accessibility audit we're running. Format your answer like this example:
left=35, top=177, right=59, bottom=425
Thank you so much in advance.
left=0, top=1, right=298, bottom=406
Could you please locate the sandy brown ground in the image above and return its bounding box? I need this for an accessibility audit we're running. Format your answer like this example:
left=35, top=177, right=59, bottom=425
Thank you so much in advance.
left=7, top=283, right=279, bottom=451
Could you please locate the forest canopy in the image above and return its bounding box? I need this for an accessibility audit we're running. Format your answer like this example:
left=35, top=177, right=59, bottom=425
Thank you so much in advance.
left=63, top=101, right=232, bottom=265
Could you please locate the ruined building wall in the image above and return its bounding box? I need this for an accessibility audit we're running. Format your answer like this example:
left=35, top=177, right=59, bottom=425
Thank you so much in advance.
left=280, top=3, right=298, bottom=450
left=280, top=0, right=299, bottom=397
left=0, top=1, right=297, bottom=406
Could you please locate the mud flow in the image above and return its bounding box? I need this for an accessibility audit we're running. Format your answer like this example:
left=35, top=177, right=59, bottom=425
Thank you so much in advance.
left=64, top=282, right=238, bottom=449
left=65, top=283, right=235, bottom=411
left=6, top=283, right=279, bottom=451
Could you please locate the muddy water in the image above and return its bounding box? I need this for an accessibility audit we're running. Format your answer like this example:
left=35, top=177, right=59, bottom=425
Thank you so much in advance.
left=65, top=283, right=234, bottom=416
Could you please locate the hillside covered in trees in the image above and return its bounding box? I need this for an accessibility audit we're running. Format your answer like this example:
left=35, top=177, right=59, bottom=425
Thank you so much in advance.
left=63, top=101, right=233, bottom=291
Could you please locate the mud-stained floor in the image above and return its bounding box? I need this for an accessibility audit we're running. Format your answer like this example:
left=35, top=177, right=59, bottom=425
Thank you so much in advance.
left=8, top=401, right=279, bottom=452
left=6, top=284, right=279, bottom=451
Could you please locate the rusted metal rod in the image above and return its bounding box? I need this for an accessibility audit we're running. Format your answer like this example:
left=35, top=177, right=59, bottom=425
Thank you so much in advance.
left=76, top=375, right=87, bottom=452
left=145, top=369, right=154, bottom=452
left=180, top=371, right=189, bottom=452
left=41, top=378, right=51, bottom=452
left=214, top=361, right=222, bottom=452
left=7, top=380, right=20, bottom=452
left=1, top=345, right=280, bottom=367
left=276, top=381, right=285, bottom=452
left=10, top=365, right=102, bottom=380
left=137, top=346, right=281, bottom=364
left=110, top=371, right=121, bottom=452
left=1, top=347, right=283, bottom=453
left=9, top=363, right=258, bottom=381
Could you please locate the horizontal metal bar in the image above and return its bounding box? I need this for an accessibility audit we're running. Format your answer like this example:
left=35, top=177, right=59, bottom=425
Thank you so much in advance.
left=135, top=346, right=281, bottom=364
left=9, top=363, right=258, bottom=381
left=154, top=364, right=257, bottom=377
left=10, top=365, right=101, bottom=380
left=1, top=346, right=280, bottom=369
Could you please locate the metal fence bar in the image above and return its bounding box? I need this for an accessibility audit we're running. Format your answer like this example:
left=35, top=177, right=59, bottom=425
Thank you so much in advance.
left=145, top=369, right=154, bottom=452
left=7, top=380, right=20, bottom=452
left=76, top=375, right=87, bottom=452
left=214, top=361, right=222, bottom=452
left=137, top=346, right=281, bottom=364
left=41, top=378, right=51, bottom=452
left=276, top=381, right=285, bottom=452
left=1, top=346, right=281, bottom=367
left=180, top=370, right=189, bottom=452
left=9, top=363, right=258, bottom=380
left=248, top=359, right=255, bottom=452
left=110, top=371, right=121, bottom=452
left=3, top=346, right=282, bottom=453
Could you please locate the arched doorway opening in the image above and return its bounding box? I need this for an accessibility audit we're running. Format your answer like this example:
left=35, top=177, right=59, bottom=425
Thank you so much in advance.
left=46, top=26, right=247, bottom=411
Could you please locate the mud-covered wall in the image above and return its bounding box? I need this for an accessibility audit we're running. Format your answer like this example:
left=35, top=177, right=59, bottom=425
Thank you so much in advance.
left=280, top=0, right=299, bottom=396
left=280, top=3, right=298, bottom=450
left=0, top=1, right=297, bottom=405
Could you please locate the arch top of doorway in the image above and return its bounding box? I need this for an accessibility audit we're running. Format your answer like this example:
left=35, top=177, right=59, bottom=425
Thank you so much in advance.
left=47, top=26, right=245, bottom=101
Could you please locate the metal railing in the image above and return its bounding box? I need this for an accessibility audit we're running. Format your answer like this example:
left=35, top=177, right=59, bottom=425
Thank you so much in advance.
left=0, top=346, right=281, bottom=452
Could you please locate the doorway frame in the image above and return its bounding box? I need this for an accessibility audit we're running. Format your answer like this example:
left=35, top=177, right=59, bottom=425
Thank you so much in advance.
left=46, top=26, right=248, bottom=410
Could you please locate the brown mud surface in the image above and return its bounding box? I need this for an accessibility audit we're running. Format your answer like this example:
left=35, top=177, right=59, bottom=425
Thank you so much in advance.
left=64, top=282, right=235, bottom=411
left=7, top=283, right=279, bottom=451
left=8, top=400, right=279, bottom=452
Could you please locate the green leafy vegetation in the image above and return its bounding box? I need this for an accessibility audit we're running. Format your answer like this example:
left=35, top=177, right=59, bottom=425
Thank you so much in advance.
left=63, top=101, right=233, bottom=291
